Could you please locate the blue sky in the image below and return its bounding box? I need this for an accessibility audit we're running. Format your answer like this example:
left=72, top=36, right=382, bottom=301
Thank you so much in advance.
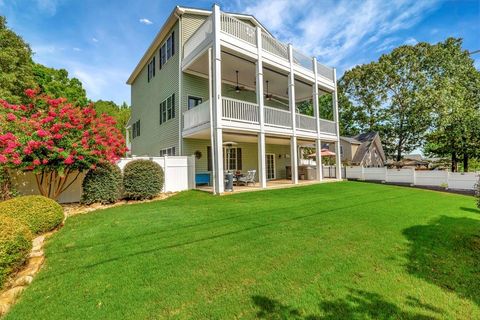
left=1, top=0, right=479, bottom=105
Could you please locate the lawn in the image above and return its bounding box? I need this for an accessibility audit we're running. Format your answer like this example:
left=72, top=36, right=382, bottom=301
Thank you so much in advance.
left=4, top=181, right=480, bottom=319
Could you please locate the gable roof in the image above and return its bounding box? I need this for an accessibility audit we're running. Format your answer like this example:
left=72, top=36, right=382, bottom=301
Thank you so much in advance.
left=126, top=5, right=273, bottom=85
left=346, top=132, right=386, bottom=165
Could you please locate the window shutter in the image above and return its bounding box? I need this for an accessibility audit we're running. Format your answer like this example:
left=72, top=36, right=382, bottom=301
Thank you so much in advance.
left=158, top=46, right=163, bottom=70
left=172, top=94, right=175, bottom=118
left=137, top=120, right=140, bottom=137
left=237, top=148, right=242, bottom=170
left=171, top=31, right=175, bottom=56
left=153, top=57, right=155, bottom=77
left=207, top=146, right=212, bottom=171
left=159, top=103, right=162, bottom=124
left=172, top=147, right=176, bottom=156
left=132, top=123, right=136, bottom=138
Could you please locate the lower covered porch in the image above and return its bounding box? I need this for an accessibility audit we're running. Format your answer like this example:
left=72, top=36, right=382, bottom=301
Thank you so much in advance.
left=183, top=129, right=340, bottom=194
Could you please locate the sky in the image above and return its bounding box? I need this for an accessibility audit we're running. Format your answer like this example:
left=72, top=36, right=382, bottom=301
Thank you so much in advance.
left=1, top=0, right=479, bottom=105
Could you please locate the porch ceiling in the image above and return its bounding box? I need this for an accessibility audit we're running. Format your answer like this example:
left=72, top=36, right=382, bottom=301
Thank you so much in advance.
left=187, top=50, right=325, bottom=102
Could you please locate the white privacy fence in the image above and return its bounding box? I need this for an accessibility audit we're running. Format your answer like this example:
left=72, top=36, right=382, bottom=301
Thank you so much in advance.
left=345, top=166, right=479, bottom=191
left=11, top=156, right=195, bottom=203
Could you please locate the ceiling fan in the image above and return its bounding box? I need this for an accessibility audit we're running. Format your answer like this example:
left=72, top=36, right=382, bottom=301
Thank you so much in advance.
left=265, top=80, right=273, bottom=101
left=226, top=70, right=244, bottom=93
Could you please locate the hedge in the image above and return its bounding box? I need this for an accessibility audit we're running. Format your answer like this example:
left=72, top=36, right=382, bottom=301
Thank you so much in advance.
left=0, top=216, right=32, bottom=288
left=0, top=195, right=64, bottom=234
left=476, top=177, right=480, bottom=209
left=123, top=160, right=164, bottom=200
left=81, top=163, right=122, bottom=204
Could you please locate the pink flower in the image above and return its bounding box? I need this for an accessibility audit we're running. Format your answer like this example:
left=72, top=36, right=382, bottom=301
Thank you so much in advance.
left=0, top=155, right=7, bottom=164
left=6, top=113, right=16, bottom=121
left=36, top=129, right=48, bottom=137
left=12, top=158, right=21, bottom=165
left=25, top=89, right=36, bottom=98
left=64, top=154, right=75, bottom=165
left=42, top=159, right=48, bottom=165
left=32, top=159, right=41, bottom=166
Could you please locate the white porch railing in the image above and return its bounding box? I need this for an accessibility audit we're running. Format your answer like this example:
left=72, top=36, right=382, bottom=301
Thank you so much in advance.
left=320, top=119, right=336, bottom=135
left=293, top=49, right=313, bottom=71
left=220, top=13, right=256, bottom=46
left=183, top=100, right=210, bottom=130
left=264, top=106, right=292, bottom=128
left=222, top=97, right=259, bottom=124
left=183, top=15, right=213, bottom=59
left=317, top=61, right=335, bottom=81
left=261, top=33, right=289, bottom=60
left=296, top=113, right=316, bottom=131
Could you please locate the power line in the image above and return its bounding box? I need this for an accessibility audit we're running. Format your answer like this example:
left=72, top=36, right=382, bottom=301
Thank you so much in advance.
left=468, top=49, right=480, bottom=55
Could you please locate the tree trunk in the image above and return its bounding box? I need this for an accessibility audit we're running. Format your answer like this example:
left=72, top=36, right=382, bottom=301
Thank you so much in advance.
left=451, top=152, right=457, bottom=172
left=396, top=147, right=402, bottom=162
left=463, top=153, right=469, bottom=172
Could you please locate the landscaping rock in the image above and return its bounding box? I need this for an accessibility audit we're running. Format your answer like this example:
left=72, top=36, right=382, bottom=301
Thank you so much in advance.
left=0, top=299, right=10, bottom=316
left=17, top=256, right=44, bottom=277
left=0, top=286, right=25, bottom=300
left=13, top=275, right=33, bottom=287
left=28, top=250, right=44, bottom=258
left=32, top=235, right=45, bottom=251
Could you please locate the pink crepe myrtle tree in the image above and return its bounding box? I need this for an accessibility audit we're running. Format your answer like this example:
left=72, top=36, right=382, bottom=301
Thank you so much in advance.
left=0, top=89, right=127, bottom=200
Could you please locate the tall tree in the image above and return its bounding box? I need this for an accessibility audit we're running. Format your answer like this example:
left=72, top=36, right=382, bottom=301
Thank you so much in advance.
left=424, top=38, right=480, bottom=172
left=0, top=16, right=35, bottom=104
left=32, top=63, right=88, bottom=105
left=94, top=100, right=131, bottom=132
left=340, top=42, right=438, bottom=161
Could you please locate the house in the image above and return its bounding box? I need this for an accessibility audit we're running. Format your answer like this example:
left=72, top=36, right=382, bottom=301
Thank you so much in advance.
left=327, top=132, right=386, bottom=167
left=126, top=4, right=341, bottom=194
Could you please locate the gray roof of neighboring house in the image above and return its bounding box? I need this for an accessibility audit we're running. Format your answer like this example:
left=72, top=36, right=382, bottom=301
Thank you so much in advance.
left=341, top=132, right=385, bottom=165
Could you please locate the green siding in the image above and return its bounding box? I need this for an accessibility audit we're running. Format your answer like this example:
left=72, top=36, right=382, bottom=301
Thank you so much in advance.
left=130, top=21, right=180, bottom=156
left=182, top=13, right=208, bottom=43
left=183, top=138, right=292, bottom=180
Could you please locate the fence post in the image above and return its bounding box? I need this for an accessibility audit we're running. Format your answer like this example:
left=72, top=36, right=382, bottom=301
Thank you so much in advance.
left=384, top=166, right=388, bottom=183
left=163, top=155, right=168, bottom=192
left=446, top=170, right=450, bottom=190
left=411, top=169, right=416, bottom=186
left=361, top=166, right=365, bottom=180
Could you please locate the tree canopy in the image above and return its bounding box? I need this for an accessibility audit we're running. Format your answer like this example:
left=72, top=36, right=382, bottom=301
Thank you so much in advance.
left=94, top=100, right=131, bottom=132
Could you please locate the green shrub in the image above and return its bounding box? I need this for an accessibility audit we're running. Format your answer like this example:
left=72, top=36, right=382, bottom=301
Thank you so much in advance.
left=123, top=160, right=164, bottom=200
left=0, top=195, right=64, bottom=234
left=81, top=163, right=122, bottom=205
left=0, top=216, right=32, bottom=288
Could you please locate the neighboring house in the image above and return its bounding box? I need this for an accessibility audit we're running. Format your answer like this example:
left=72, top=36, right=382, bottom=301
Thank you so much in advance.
left=127, top=4, right=341, bottom=194
left=386, top=154, right=445, bottom=170
left=326, top=132, right=386, bottom=167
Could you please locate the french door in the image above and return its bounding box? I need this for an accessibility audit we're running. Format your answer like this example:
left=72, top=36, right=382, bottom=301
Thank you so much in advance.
left=266, top=153, right=275, bottom=180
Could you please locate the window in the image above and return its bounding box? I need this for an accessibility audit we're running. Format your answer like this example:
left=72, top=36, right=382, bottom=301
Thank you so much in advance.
left=159, top=31, right=174, bottom=69
left=160, top=146, right=176, bottom=156
left=340, top=145, right=344, bottom=157
left=223, top=147, right=242, bottom=171
left=132, top=120, right=140, bottom=139
left=160, top=93, right=175, bottom=124
left=147, top=57, right=155, bottom=82
left=188, top=96, right=203, bottom=110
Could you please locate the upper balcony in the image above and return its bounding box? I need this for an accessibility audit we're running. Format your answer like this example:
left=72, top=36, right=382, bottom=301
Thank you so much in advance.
left=182, top=12, right=335, bottom=89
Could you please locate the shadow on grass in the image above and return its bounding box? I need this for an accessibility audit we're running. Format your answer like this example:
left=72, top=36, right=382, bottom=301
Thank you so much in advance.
left=252, top=289, right=440, bottom=319
left=403, top=216, right=480, bottom=306
left=460, top=207, right=480, bottom=214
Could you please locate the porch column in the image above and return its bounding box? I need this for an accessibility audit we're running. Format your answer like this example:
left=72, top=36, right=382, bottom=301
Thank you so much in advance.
left=256, top=26, right=267, bottom=188
left=212, top=4, right=224, bottom=193
left=312, top=57, right=322, bottom=181
left=288, top=44, right=298, bottom=184
left=332, top=68, right=342, bottom=179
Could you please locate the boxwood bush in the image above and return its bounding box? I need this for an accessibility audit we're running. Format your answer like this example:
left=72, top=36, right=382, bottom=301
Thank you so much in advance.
left=0, top=195, right=64, bottom=234
left=123, top=160, right=164, bottom=200
left=0, top=216, right=32, bottom=288
left=81, top=163, right=122, bottom=204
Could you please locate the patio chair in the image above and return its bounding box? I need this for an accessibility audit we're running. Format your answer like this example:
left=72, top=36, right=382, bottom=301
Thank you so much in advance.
left=237, top=170, right=256, bottom=186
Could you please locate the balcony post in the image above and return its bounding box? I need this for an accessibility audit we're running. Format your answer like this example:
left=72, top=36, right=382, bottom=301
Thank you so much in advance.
left=312, top=57, right=322, bottom=181
left=332, top=67, right=342, bottom=179
left=256, top=27, right=267, bottom=188
left=212, top=4, right=224, bottom=193
left=288, top=44, right=298, bottom=184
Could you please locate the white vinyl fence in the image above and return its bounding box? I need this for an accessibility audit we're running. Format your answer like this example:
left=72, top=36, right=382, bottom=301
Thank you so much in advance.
left=345, top=166, right=479, bottom=191
left=10, top=156, right=195, bottom=203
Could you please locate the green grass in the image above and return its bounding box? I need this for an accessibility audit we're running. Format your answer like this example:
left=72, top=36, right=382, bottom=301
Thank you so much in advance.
left=5, top=181, right=480, bottom=319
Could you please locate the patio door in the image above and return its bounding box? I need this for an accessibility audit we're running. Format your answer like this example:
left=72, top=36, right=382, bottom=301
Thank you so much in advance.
left=266, top=153, right=275, bottom=180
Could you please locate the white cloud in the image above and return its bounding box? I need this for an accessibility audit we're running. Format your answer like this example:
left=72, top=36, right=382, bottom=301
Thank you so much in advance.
left=36, top=0, right=59, bottom=16
left=404, top=37, right=418, bottom=45
left=139, top=18, right=153, bottom=25
left=241, top=0, right=439, bottom=68
left=73, top=47, right=81, bottom=52
left=92, top=37, right=99, bottom=42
